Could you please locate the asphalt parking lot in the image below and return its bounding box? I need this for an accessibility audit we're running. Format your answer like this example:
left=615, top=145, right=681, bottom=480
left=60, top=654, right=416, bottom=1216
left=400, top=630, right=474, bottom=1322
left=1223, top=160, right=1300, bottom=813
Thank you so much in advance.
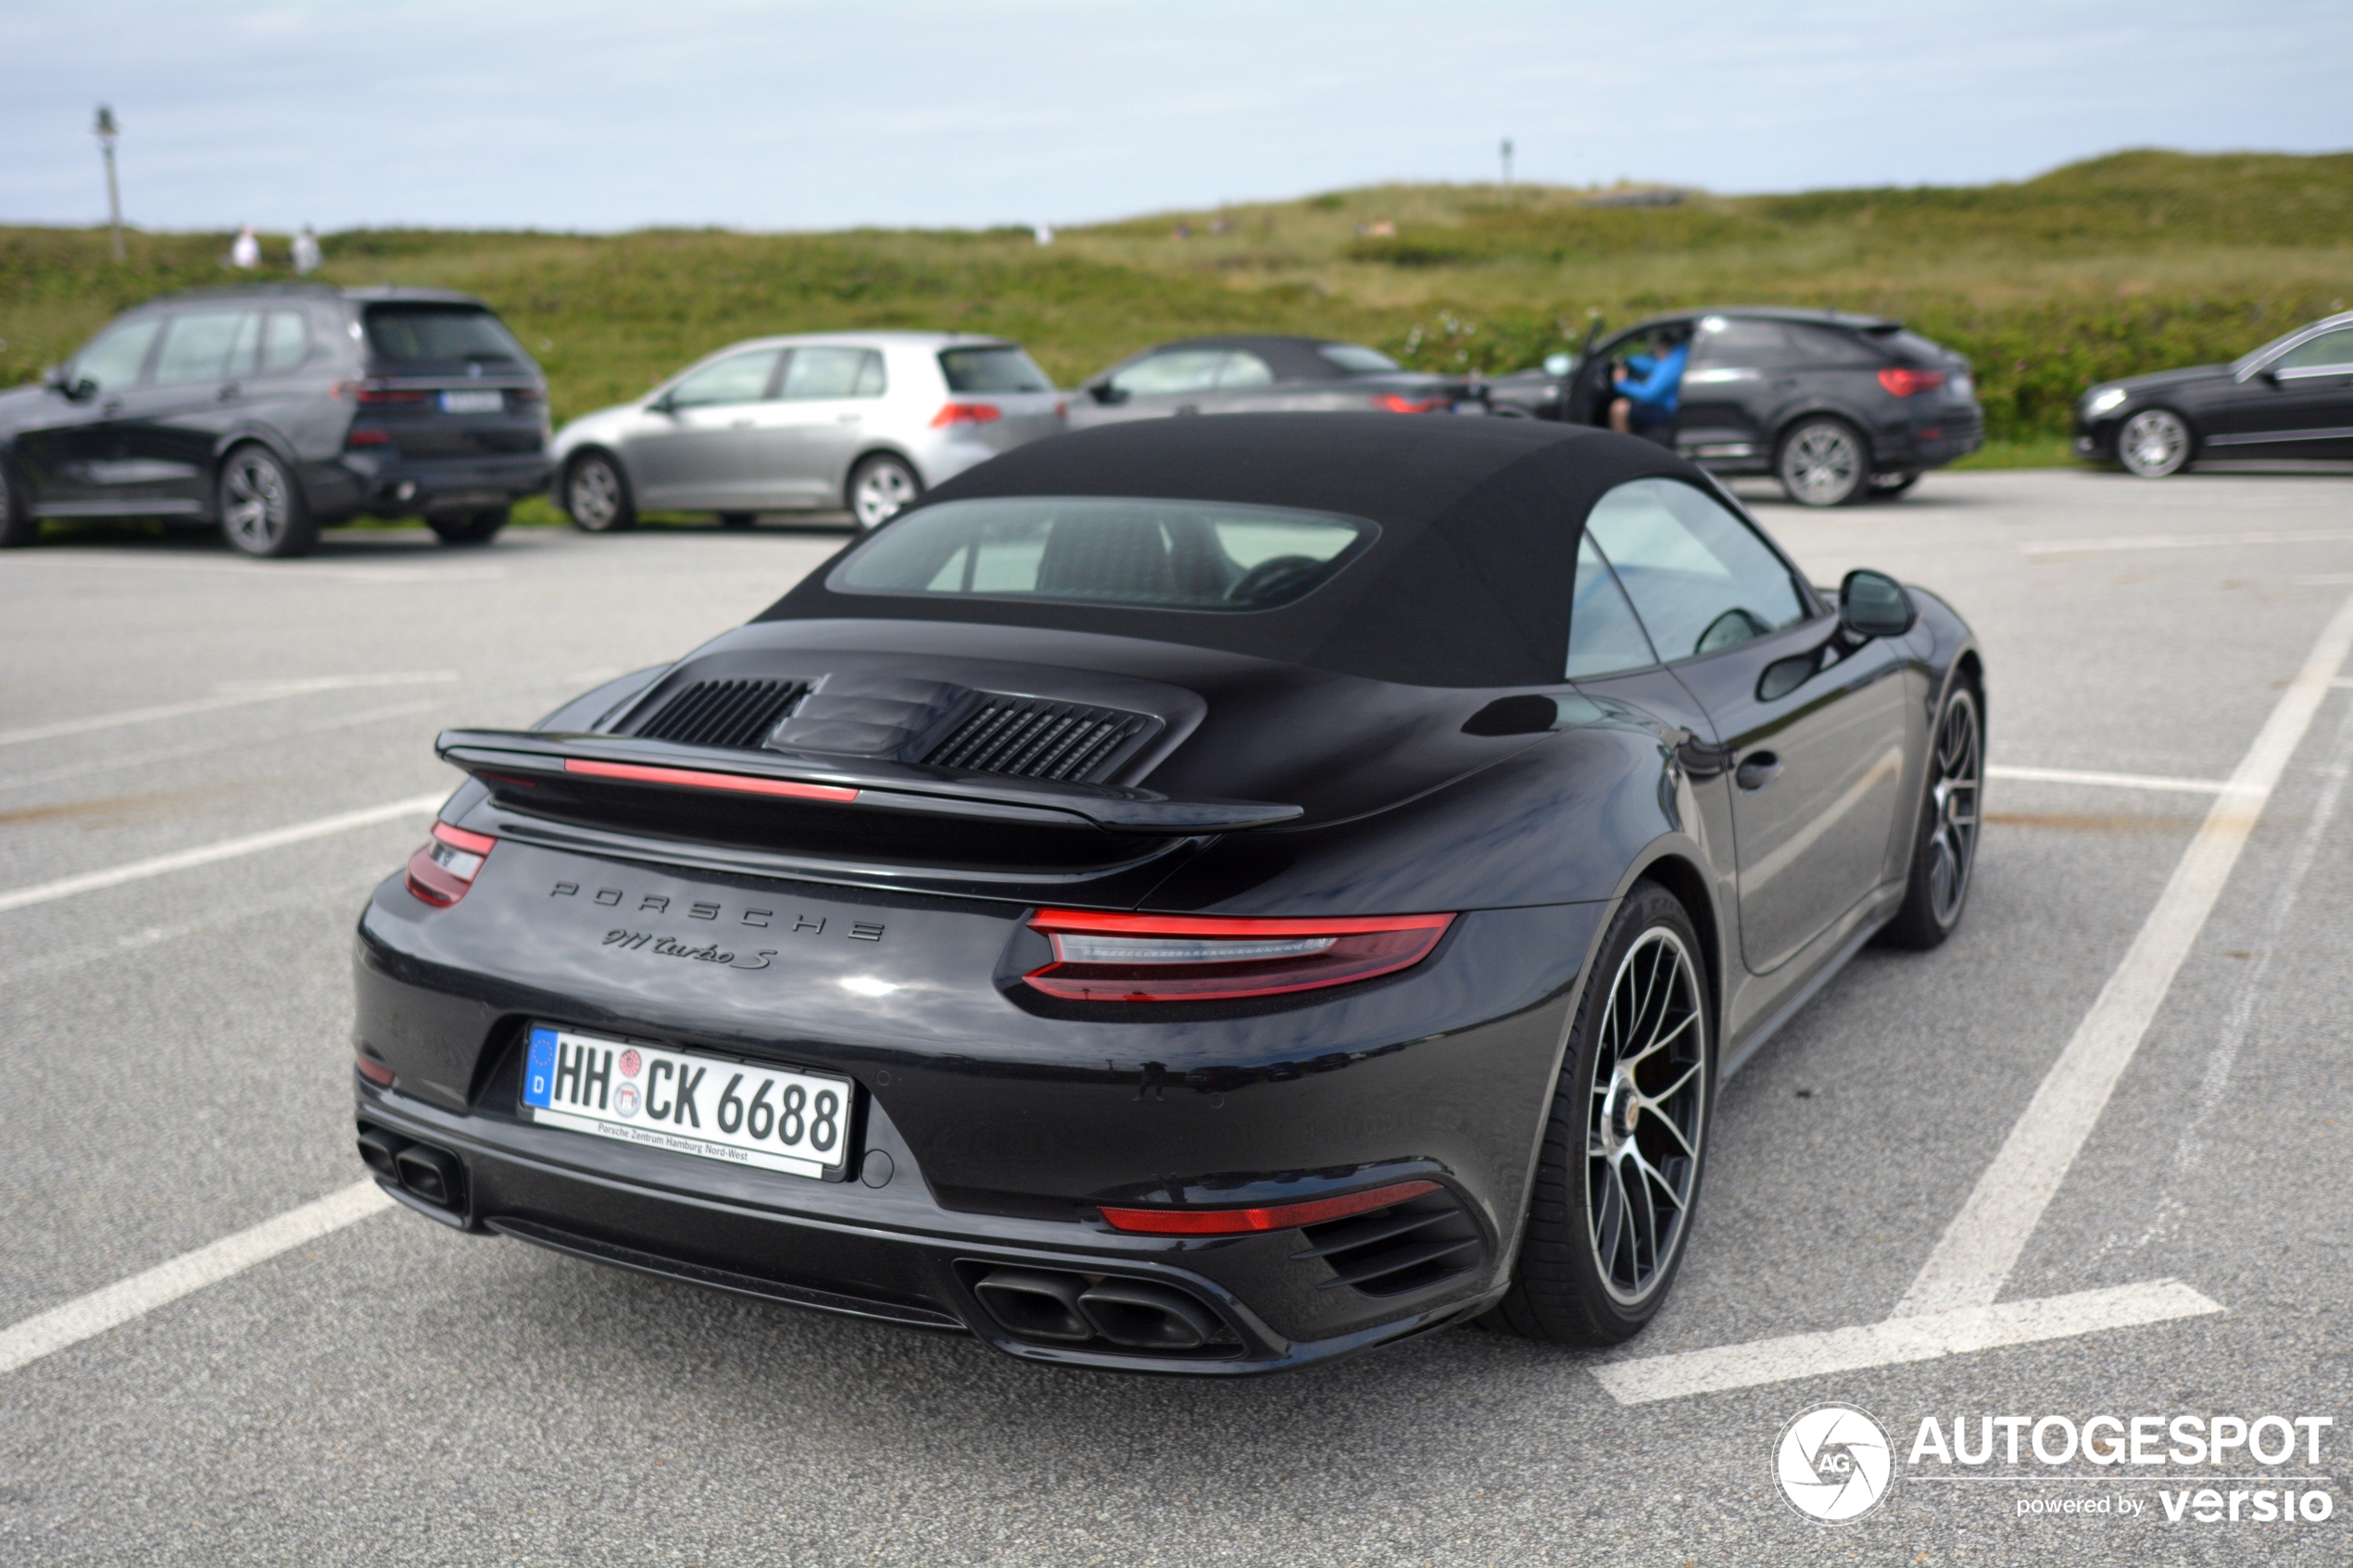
left=4, top=469, right=2351, bottom=1565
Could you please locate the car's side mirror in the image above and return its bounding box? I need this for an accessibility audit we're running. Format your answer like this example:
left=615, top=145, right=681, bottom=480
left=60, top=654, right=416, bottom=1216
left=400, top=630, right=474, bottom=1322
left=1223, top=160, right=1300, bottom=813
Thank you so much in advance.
left=1088, top=383, right=1126, bottom=406
left=2259, top=367, right=2281, bottom=387
left=645, top=393, right=675, bottom=415
left=1542, top=352, right=1574, bottom=378
left=1839, top=569, right=1917, bottom=640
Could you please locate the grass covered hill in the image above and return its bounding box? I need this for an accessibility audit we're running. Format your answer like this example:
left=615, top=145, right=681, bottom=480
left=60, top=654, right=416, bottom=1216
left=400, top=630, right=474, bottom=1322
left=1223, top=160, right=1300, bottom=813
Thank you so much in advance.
left=3, top=150, right=2347, bottom=453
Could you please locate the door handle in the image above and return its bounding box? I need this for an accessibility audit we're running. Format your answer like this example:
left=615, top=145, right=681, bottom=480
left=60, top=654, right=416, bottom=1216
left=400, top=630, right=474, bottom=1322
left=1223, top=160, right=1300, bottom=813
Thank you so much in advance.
left=101, top=397, right=123, bottom=417
left=217, top=382, right=241, bottom=401
left=1175, top=404, right=1201, bottom=416
left=730, top=419, right=754, bottom=429
left=837, top=413, right=861, bottom=423
left=1736, top=753, right=1783, bottom=791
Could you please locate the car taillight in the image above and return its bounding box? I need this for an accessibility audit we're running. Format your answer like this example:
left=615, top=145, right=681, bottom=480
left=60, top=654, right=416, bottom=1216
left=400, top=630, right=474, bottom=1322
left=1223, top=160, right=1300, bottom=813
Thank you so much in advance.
left=346, top=429, right=390, bottom=446
left=405, top=822, right=497, bottom=907
left=931, top=402, right=1002, bottom=427
left=1373, top=394, right=1447, bottom=414
left=1101, top=1179, right=1441, bottom=1235
left=355, top=383, right=430, bottom=405
left=1023, top=909, right=1454, bottom=1002
left=1878, top=368, right=1947, bottom=397
left=355, top=1053, right=395, bottom=1087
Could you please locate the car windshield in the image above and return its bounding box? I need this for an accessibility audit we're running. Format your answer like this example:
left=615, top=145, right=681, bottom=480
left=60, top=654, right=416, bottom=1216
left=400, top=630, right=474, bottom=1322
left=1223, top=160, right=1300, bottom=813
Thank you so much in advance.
left=364, top=306, right=528, bottom=365
left=1318, top=344, right=1402, bottom=374
left=938, top=345, right=1052, bottom=393
left=829, top=496, right=1376, bottom=611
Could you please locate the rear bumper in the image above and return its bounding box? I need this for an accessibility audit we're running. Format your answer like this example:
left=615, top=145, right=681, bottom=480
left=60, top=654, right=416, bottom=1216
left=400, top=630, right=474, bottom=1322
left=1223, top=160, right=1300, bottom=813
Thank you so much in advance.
left=336, top=451, right=552, bottom=517
left=348, top=839, right=1600, bottom=1373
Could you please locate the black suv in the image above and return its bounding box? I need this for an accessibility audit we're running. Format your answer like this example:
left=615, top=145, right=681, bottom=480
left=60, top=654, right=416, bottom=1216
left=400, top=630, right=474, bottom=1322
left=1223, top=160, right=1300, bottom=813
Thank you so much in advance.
left=0, top=284, right=551, bottom=558
left=1489, top=307, right=1983, bottom=506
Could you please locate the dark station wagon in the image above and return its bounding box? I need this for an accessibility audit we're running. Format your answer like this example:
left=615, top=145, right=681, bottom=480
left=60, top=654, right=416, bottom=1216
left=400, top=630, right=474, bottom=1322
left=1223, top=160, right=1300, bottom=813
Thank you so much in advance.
left=0, top=284, right=552, bottom=558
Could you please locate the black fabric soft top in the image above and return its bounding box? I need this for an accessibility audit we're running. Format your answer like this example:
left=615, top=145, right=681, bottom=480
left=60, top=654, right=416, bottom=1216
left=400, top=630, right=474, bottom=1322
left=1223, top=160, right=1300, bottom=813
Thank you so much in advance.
left=757, top=413, right=1704, bottom=687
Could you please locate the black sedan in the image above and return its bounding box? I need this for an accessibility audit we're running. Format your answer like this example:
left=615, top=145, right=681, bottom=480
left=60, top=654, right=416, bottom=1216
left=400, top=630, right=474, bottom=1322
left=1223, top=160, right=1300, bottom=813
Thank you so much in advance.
left=1491, top=307, right=1984, bottom=506
left=2074, top=311, right=2353, bottom=476
left=1067, top=334, right=1488, bottom=426
left=351, top=414, right=1984, bottom=1374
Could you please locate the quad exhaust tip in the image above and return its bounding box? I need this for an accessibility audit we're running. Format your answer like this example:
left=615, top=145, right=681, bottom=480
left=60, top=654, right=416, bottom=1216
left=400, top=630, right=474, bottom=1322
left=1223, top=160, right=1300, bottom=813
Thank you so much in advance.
left=357, top=1123, right=466, bottom=1213
left=971, top=1266, right=1229, bottom=1354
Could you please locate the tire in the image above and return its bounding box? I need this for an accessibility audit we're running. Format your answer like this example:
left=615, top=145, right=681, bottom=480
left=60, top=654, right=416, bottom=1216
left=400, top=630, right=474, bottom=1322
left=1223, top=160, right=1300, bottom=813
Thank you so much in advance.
left=847, top=454, right=921, bottom=530
left=218, top=445, right=319, bottom=558
left=718, top=512, right=758, bottom=530
left=1486, top=883, right=1711, bottom=1345
left=428, top=508, right=508, bottom=546
left=564, top=451, right=635, bottom=533
left=1870, top=470, right=1922, bottom=497
left=0, top=460, right=35, bottom=548
left=1879, top=683, right=1983, bottom=950
left=2117, top=408, right=2193, bottom=478
left=1776, top=418, right=1869, bottom=507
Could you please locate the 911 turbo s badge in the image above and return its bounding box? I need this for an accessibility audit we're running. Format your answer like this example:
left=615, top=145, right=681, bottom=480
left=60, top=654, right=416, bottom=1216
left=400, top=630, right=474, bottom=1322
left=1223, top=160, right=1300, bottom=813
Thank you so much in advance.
left=602, top=928, right=778, bottom=970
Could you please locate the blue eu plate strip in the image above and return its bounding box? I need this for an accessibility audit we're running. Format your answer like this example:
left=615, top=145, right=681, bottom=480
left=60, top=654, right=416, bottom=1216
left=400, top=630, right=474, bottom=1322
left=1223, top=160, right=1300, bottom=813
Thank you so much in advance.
left=523, top=1026, right=557, bottom=1108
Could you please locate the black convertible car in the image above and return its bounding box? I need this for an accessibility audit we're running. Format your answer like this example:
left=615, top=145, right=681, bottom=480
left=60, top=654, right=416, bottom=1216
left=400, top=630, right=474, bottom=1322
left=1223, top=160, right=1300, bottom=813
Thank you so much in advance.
left=352, top=415, right=1983, bottom=1374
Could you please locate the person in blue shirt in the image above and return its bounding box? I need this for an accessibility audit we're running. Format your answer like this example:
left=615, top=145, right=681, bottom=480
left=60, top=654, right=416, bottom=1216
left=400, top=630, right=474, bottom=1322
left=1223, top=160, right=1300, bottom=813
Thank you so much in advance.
left=1609, top=331, right=1688, bottom=443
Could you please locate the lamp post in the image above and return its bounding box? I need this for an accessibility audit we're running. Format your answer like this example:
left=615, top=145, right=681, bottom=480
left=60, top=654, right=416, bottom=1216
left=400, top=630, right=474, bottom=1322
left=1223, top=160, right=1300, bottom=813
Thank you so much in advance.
left=1500, top=137, right=1513, bottom=190
left=94, top=106, right=123, bottom=263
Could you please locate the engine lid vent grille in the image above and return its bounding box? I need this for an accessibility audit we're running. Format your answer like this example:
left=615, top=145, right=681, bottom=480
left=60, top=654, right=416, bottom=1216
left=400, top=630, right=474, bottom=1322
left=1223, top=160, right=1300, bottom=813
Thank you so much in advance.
left=633, top=678, right=809, bottom=750
left=1292, top=1187, right=1483, bottom=1298
left=922, top=696, right=1151, bottom=783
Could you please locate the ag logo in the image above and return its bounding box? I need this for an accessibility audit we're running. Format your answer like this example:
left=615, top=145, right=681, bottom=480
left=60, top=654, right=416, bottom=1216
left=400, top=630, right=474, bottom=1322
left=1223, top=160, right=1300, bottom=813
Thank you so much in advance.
left=1774, top=1403, right=1894, bottom=1524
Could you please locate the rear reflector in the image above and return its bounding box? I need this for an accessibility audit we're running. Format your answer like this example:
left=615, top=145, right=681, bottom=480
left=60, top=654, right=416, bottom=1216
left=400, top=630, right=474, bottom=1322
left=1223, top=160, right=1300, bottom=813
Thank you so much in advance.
left=563, top=758, right=858, bottom=801
left=1878, top=368, right=1947, bottom=397
left=355, top=1053, right=396, bottom=1087
left=1101, top=1179, right=1441, bottom=1236
left=1024, top=909, right=1453, bottom=1001
left=405, top=821, right=497, bottom=907
left=1373, top=394, right=1447, bottom=414
left=931, top=402, right=1002, bottom=427
left=346, top=429, right=391, bottom=446
left=355, top=383, right=431, bottom=405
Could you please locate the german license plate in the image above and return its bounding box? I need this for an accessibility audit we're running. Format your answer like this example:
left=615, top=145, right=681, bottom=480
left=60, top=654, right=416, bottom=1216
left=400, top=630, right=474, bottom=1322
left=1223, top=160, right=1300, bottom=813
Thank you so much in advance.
left=522, top=1024, right=850, bottom=1179
left=440, top=388, right=504, bottom=414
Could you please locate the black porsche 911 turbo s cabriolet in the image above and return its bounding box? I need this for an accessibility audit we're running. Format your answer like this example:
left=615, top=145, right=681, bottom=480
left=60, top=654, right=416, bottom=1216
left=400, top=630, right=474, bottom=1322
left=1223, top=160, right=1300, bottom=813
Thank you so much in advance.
left=352, top=414, right=1983, bottom=1374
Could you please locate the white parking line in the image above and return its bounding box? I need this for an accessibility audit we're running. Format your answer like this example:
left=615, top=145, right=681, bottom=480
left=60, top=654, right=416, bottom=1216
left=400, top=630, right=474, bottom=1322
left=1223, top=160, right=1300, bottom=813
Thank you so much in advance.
left=0, top=1183, right=392, bottom=1377
left=1985, top=764, right=2226, bottom=795
left=1593, top=1280, right=2222, bottom=1406
left=1896, top=585, right=2353, bottom=1316
left=2020, top=529, right=2353, bottom=555
left=1596, top=585, right=2353, bottom=1403
left=0, top=792, right=445, bottom=914
left=0, top=671, right=456, bottom=749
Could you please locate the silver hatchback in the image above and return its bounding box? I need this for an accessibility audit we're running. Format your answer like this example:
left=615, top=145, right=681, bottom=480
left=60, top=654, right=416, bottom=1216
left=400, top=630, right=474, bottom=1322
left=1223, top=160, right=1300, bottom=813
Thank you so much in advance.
left=551, top=332, right=1063, bottom=533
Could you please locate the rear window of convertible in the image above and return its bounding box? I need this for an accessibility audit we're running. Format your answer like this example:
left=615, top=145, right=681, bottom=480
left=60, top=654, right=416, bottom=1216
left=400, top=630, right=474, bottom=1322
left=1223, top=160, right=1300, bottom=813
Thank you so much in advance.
left=828, top=496, right=1377, bottom=611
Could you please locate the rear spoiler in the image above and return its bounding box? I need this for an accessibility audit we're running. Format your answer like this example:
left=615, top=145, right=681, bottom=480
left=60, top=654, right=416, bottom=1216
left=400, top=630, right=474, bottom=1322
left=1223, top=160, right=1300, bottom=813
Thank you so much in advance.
left=435, top=730, right=1302, bottom=835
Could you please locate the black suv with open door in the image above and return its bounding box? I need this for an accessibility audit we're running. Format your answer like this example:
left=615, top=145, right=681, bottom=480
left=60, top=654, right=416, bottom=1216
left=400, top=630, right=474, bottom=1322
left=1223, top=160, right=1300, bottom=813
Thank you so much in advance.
left=1489, top=307, right=1982, bottom=506
left=0, top=284, right=551, bottom=557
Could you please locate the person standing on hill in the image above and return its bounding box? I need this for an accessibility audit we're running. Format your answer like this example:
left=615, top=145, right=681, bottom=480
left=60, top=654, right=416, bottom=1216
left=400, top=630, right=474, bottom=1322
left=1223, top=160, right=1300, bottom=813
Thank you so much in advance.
left=1609, top=329, right=1688, bottom=442
left=292, top=224, right=321, bottom=274
left=230, top=224, right=260, bottom=270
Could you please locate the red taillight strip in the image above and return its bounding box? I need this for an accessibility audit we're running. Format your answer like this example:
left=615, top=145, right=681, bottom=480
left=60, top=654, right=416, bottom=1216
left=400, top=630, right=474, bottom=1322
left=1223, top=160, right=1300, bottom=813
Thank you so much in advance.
left=563, top=758, right=859, bottom=802
left=1878, top=368, right=1947, bottom=397
left=433, top=822, right=497, bottom=855
left=930, top=401, right=1002, bottom=427
left=1101, top=1179, right=1441, bottom=1236
left=1031, top=909, right=1453, bottom=939
left=1374, top=393, right=1447, bottom=414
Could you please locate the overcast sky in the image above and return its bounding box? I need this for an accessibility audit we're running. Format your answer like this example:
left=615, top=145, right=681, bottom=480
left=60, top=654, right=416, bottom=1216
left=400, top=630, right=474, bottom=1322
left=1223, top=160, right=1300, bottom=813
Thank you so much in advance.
left=4, top=1, right=2347, bottom=233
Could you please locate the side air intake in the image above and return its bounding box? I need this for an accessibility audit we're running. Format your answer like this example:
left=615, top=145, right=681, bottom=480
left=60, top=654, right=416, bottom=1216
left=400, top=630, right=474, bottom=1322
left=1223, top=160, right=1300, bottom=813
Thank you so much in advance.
left=922, top=696, right=1151, bottom=783
left=633, top=679, right=809, bottom=750
left=1292, top=1186, right=1483, bottom=1297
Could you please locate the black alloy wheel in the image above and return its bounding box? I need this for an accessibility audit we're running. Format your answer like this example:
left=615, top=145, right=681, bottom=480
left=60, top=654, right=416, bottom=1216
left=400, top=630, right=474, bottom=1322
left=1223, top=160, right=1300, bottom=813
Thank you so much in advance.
left=1487, top=883, right=1710, bottom=1344
left=1880, top=684, right=1983, bottom=950
left=0, top=460, right=34, bottom=547
left=219, top=445, right=319, bottom=558
left=565, top=451, right=635, bottom=533
left=428, top=508, right=509, bottom=546
left=2118, top=408, right=2194, bottom=478
left=1777, top=417, right=1869, bottom=507
left=849, top=454, right=921, bottom=530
